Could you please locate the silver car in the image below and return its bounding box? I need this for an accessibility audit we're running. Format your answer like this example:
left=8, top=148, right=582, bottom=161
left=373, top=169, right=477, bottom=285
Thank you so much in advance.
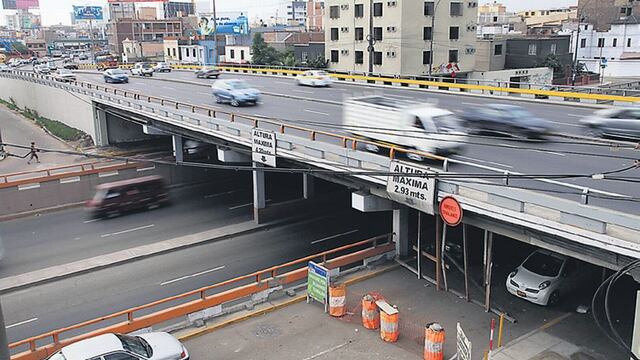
left=580, top=108, right=640, bottom=140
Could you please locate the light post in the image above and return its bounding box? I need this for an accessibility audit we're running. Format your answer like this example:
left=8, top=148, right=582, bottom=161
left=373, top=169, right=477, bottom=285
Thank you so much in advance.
left=428, top=0, right=443, bottom=78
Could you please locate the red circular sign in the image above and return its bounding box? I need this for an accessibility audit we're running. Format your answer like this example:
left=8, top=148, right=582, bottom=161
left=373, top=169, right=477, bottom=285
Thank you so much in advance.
left=439, top=196, right=463, bottom=226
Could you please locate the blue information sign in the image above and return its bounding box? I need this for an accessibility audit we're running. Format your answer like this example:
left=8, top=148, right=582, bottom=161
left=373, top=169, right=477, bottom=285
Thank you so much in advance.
left=73, top=6, right=104, bottom=20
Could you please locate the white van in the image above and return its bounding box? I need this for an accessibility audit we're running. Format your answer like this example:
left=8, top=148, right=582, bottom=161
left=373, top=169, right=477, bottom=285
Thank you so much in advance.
left=343, top=96, right=466, bottom=159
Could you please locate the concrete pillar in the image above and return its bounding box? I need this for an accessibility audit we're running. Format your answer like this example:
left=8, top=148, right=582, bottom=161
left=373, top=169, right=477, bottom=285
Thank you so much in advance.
left=93, top=106, right=109, bottom=146
left=632, top=290, right=640, bottom=358
left=172, top=135, right=183, bottom=162
left=303, top=173, right=315, bottom=200
left=253, top=162, right=266, bottom=224
left=393, top=207, right=409, bottom=258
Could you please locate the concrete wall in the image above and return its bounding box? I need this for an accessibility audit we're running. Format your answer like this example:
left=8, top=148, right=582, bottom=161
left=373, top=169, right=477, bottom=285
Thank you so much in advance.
left=581, top=58, right=640, bottom=77
left=0, top=164, right=216, bottom=217
left=0, top=77, right=97, bottom=143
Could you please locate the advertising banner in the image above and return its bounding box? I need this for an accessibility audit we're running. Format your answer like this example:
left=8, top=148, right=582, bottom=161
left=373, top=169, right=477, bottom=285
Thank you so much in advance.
left=2, top=0, right=16, bottom=10
left=15, top=0, right=38, bottom=9
left=198, top=11, right=249, bottom=36
left=73, top=6, right=104, bottom=20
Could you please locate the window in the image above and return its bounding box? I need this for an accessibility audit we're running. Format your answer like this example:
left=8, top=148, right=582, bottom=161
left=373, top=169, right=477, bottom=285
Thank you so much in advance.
left=550, top=43, right=556, bottom=54
left=192, top=48, right=196, bottom=57
left=597, top=38, right=605, bottom=48
left=621, top=7, right=632, bottom=16
left=448, top=49, right=458, bottom=62
left=494, top=44, right=503, bottom=56
left=330, top=50, right=339, bottom=62
left=355, top=27, right=364, bottom=41
left=580, top=38, right=586, bottom=48
left=423, top=27, right=432, bottom=41
left=374, top=27, right=383, bottom=41
left=373, top=2, right=383, bottom=16
left=104, top=353, right=137, bottom=360
left=329, top=5, right=340, bottom=19
left=449, top=26, right=459, bottom=40
left=301, top=51, right=307, bottom=61
left=355, top=50, right=364, bottom=64
left=355, top=4, right=364, bottom=18
left=167, top=48, right=171, bottom=56
left=450, top=2, right=462, bottom=16
left=373, top=51, right=383, bottom=65
left=230, top=49, right=235, bottom=58
left=628, top=38, right=632, bottom=47
left=424, top=1, right=434, bottom=16
left=528, top=43, right=537, bottom=55
left=241, top=50, right=245, bottom=60
left=331, top=27, right=339, bottom=41
left=613, top=38, right=618, bottom=47
left=422, top=50, right=432, bottom=65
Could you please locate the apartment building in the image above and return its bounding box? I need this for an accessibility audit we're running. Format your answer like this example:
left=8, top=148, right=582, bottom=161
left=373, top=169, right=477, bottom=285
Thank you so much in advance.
left=578, top=0, right=640, bottom=31
left=324, top=0, right=478, bottom=76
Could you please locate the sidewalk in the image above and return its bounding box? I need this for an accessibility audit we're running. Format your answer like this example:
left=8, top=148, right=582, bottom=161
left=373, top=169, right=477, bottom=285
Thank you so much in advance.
left=177, top=265, right=622, bottom=360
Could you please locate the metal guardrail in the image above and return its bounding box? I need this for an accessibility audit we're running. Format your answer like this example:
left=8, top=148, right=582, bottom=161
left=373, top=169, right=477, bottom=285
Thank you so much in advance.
left=10, top=234, right=394, bottom=360
left=0, top=160, right=132, bottom=186
left=79, top=63, right=640, bottom=99
left=2, top=70, right=632, bottom=206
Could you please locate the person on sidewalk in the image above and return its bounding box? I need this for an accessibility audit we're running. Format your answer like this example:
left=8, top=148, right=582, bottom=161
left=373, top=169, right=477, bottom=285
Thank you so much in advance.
left=27, top=142, right=40, bottom=164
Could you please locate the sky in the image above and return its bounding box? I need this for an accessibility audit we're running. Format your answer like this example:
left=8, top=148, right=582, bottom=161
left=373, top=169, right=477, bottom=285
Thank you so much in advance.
left=10, top=0, right=579, bottom=26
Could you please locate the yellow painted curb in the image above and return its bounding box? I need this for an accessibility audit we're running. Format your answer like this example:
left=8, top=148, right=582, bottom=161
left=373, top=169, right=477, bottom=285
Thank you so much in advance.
left=178, top=263, right=399, bottom=341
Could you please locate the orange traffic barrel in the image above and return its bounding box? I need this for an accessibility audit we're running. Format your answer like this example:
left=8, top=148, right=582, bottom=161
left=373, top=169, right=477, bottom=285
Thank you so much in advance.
left=424, top=322, right=446, bottom=360
left=329, top=283, right=346, bottom=317
left=362, top=293, right=382, bottom=329
left=379, top=301, right=399, bottom=343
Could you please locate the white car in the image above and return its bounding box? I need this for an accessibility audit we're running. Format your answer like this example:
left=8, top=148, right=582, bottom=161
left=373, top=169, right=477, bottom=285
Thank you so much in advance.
left=0, top=64, right=10, bottom=72
left=46, top=332, right=189, bottom=360
left=53, top=69, right=76, bottom=82
left=34, top=64, right=51, bottom=74
left=297, top=70, right=332, bottom=87
left=506, top=250, right=588, bottom=306
left=130, top=62, right=154, bottom=76
left=154, top=62, right=172, bottom=72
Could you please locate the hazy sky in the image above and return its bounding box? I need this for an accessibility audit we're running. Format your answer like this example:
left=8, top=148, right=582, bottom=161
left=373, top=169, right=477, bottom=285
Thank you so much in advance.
left=12, top=0, right=579, bottom=26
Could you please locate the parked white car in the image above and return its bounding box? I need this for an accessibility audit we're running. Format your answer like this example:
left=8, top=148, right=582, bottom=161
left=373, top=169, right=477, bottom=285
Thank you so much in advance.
left=154, top=62, right=172, bottom=72
left=297, top=70, right=332, bottom=87
left=46, top=332, right=189, bottom=360
left=506, top=250, right=589, bottom=306
left=130, top=62, right=154, bottom=76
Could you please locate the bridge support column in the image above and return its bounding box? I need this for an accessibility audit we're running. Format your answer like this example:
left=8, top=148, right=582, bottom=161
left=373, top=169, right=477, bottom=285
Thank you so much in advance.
left=303, top=173, right=315, bottom=199
left=253, top=162, right=266, bottom=224
left=393, top=207, right=410, bottom=258
left=172, top=135, right=183, bottom=162
left=93, top=106, right=109, bottom=146
left=632, top=290, right=640, bottom=357
left=483, top=229, right=494, bottom=312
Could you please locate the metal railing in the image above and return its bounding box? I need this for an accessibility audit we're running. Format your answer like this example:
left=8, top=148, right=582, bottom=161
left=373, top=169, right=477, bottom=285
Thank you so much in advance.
left=0, top=160, right=130, bottom=185
left=1, top=70, right=635, bottom=205
left=10, top=234, right=394, bottom=360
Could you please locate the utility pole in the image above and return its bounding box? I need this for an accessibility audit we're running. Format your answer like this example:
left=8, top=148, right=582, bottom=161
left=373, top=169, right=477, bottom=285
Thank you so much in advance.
left=0, top=301, right=9, bottom=360
left=572, top=12, right=583, bottom=86
left=211, top=0, right=217, bottom=66
left=89, top=19, right=95, bottom=65
left=428, top=0, right=442, bottom=78
left=367, top=0, right=374, bottom=75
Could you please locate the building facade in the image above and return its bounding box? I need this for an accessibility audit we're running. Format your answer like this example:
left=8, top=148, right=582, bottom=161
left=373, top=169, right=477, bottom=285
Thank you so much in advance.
left=107, top=18, right=183, bottom=55
left=287, top=1, right=308, bottom=26
left=578, top=0, right=640, bottom=31
left=324, top=0, right=477, bottom=76
left=505, top=36, right=573, bottom=70
left=164, top=1, right=195, bottom=18
left=108, top=2, right=136, bottom=21
left=573, top=21, right=640, bottom=61
left=306, top=0, right=325, bottom=31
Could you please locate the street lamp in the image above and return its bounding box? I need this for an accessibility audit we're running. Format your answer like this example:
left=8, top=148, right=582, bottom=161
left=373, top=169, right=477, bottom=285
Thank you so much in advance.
left=428, top=0, right=444, bottom=78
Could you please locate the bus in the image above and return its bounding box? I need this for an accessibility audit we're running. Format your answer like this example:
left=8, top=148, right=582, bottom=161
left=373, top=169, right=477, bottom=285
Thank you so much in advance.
left=95, top=54, right=118, bottom=71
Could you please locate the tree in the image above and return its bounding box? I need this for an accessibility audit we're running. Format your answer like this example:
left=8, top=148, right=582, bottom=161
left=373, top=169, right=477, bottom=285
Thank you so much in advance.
left=251, top=33, right=280, bottom=65
left=279, top=49, right=297, bottom=67
left=537, top=53, right=563, bottom=75
left=306, top=55, right=328, bottom=69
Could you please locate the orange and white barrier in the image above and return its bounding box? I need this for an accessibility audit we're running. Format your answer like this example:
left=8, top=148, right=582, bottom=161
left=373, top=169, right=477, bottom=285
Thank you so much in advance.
left=378, top=300, right=399, bottom=342
left=424, top=322, right=446, bottom=360
left=328, top=283, right=346, bottom=317
left=362, top=293, right=382, bottom=329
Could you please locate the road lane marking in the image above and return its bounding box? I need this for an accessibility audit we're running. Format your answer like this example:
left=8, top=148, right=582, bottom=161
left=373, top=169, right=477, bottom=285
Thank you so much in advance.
left=83, top=219, right=99, bottom=224
left=532, top=149, right=566, bottom=157
left=292, top=89, right=314, bottom=94
left=228, top=199, right=272, bottom=210
left=304, top=109, right=330, bottom=116
left=101, top=224, right=155, bottom=238
left=453, top=155, right=514, bottom=169
left=6, top=318, right=38, bottom=329
left=162, top=86, right=174, bottom=90
left=275, top=81, right=290, bottom=85
left=311, top=229, right=359, bottom=244
left=198, top=91, right=211, bottom=96
left=160, top=265, right=226, bottom=286
left=548, top=121, right=582, bottom=128
left=566, top=114, right=584, bottom=118
left=302, top=342, right=351, bottom=360
left=204, top=189, right=240, bottom=199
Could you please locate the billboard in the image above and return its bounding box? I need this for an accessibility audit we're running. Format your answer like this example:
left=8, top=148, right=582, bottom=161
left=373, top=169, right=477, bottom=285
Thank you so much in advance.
left=73, top=6, right=104, bottom=20
left=2, top=0, right=16, bottom=10
left=15, top=0, right=38, bottom=9
left=198, top=11, right=248, bottom=36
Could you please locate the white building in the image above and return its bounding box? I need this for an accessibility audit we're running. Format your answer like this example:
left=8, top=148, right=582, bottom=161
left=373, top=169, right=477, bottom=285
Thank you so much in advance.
left=180, top=44, right=205, bottom=64
left=573, top=20, right=640, bottom=76
left=225, top=45, right=252, bottom=63
left=287, top=1, right=307, bottom=26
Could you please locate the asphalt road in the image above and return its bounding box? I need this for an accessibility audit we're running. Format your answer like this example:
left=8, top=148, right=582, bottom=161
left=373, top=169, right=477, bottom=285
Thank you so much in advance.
left=72, top=70, right=640, bottom=212
left=2, top=207, right=390, bottom=345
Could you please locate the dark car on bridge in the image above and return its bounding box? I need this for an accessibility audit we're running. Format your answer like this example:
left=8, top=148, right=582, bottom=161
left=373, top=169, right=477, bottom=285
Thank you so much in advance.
left=580, top=108, right=640, bottom=140
left=461, top=104, right=552, bottom=139
left=103, top=68, right=129, bottom=84
left=86, top=175, right=169, bottom=218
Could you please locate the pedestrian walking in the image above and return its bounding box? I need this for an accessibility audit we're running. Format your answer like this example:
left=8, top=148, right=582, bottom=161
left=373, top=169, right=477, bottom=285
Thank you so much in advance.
left=27, top=142, right=40, bottom=164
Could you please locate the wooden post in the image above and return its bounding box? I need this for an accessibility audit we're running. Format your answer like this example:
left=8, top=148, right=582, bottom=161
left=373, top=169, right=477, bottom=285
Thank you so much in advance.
left=463, top=223, right=470, bottom=302
left=435, top=217, right=442, bottom=291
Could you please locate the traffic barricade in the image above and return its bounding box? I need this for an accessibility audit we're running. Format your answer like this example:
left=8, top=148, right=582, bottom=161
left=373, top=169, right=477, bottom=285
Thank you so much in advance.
left=328, top=283, right=346, bottom=317
left=377, top=300, right=399, bottom=343
left=362, top=293, right=382, bottom=329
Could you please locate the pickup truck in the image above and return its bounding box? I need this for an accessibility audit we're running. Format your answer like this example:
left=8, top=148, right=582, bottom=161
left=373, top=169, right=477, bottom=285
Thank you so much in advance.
left=130, top=62, right=154, bottom=77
